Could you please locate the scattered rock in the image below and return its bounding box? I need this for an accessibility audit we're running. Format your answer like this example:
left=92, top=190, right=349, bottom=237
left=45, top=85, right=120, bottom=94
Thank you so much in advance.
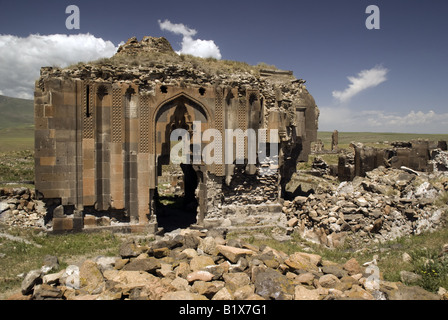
left=161, top=290, right=207, bottom=300
left=0, top=188, right=46, bottom=228
left=12, top=227, right=444, bottom=300
left=187, top=271, right=215, bottom=283
left=33, top=283, right=63, bottom=300
left=212, top=287, right=233, bottom=300
left=294, top=285, right=321, bottom=300
left=345, top=285, right=374, bottom=300
left=192, top=281, right=224, bottom=298
left=42, top=255, right=59, bottom=271
left=402, top=252, right=412, bottom=263
left=189, top=256, right=215, bottom=272
left=384, top=283, right=440, bottom=300
left=321, top=265, right=347, bottom=279
left=42, top=270, right=64, bottom=286
left=400, top=271, right=423, bottom=285
left=119, top=240, right=143, bottom=258
left=285, top=252, right=321, bottom=272
left=53, top=205, right=65, bottom=218
left=223, top=272, right=251, bottom=293
left=122, top=257, right=161, bottom=273
left=94, top=256, right=119, bottom=272
left=216, top=245, right=255, bottom=263
left=294, top=272, right=315, bottom=286
left=343, top=258, right=362, bottom=275
left=79, top=260, right=105, bottom=294
left=318, top=274, right=341, bottom=288
left=21, top=269, right=42, bottom=295
left=254, top=268, right=294, bottom=300
left=198, top=237, right=219, bottom=256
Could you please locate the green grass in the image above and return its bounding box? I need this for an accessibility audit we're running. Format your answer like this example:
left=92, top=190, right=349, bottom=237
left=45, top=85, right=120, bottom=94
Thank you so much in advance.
left=0, top=149, right=34, bottom=183
left=0, top=95, right=34, bottom=130
left=410, top=247, right=448, bottom=292
left=0, top=126, right=34, bottom=184
left=0, top=127, right=34, bottom=153
left=373, top=228, right=448, bottom=292
left=0, top=226, right=122, bottom=298
left=317, top=131, right=448, bottom=151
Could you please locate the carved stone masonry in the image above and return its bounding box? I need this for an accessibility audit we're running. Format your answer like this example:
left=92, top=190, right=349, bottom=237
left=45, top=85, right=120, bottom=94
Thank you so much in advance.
left=34, top=36, right=319, bottom=233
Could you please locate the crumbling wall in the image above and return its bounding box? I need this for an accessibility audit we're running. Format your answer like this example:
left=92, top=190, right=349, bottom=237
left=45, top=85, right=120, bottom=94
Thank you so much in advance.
left=283, top=166, right=448, bottom=248
left=34, top=36, right=319, bottom=232
left=336, top=140, right=447, bottom=182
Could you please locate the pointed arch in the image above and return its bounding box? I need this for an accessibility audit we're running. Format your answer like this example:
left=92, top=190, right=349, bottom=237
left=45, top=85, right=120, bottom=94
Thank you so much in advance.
left=152, top=92, right=212, bottom=157
left=153, top=92, right=211, bottom=124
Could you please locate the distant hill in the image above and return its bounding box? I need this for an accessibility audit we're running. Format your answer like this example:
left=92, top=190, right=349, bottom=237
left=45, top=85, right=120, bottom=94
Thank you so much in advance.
left=0, top=95, right=34, bottom=129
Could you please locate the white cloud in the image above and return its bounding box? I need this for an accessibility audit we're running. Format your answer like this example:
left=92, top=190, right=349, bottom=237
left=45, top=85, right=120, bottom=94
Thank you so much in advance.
left=158, top=19, right=197, bottom=37
left=0, top=33, right=118, bottom=99
left=332, top=66, right=388, bottom=103
left=318, top=106, right=353, bottom=130
left=319, top=106, right=448, bottom=134
left=179, top=36, right=222, bottom=59
left=364, top=110, right=448, bottom=131
left=158, top=19, right=222, bottom=60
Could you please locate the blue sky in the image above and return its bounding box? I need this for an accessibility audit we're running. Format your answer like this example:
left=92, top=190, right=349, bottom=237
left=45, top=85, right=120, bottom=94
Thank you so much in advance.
left=0, top=0, right=447, bottom=133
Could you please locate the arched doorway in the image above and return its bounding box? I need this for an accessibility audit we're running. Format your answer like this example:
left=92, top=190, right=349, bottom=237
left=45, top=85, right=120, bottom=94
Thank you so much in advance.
left=152, top=94, right=209, bottom=231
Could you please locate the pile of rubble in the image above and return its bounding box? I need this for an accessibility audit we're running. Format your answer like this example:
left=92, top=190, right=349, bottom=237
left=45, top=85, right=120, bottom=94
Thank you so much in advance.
left=13, top=229, right=445, bottom=300
left=283, top=167, right=448, bottom=248
left=0, top=188, right=46, bottom=228
left=432, top=150, right=448, bottom=172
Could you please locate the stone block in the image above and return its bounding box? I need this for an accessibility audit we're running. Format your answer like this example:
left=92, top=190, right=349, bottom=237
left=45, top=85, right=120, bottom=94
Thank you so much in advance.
left=40, top=157, right=56, bottom=166
left=73, top=216, right=84, bottom=231
left=53, top=217, right=73, bottom=232
left=83, top=215, right=96, bottom=228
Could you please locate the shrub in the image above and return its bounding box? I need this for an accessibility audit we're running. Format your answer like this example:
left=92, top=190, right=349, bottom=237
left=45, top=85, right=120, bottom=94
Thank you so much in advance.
left=410, top=247, right=448, bottom=292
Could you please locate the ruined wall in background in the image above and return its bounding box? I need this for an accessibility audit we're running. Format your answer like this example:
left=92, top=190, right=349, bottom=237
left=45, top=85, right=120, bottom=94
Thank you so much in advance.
left=335, top=140, right=447, bottom=182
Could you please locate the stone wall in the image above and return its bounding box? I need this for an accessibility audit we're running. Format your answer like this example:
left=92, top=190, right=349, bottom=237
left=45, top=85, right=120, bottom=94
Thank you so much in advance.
left=337, top=140, right=448, bottom=182
left=34, top=36, right=319, bottom=233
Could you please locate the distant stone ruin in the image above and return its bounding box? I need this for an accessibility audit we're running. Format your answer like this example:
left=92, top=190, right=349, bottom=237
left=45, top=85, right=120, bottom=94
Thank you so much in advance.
left=336, top=140, right=448, bottom=181
left=34, top=36, right=319, bottom=233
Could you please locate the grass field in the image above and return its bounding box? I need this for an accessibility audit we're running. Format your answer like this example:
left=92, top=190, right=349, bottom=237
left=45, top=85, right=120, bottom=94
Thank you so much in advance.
left=317, top=131, right=448, bottom=150
left=0, top=95, right=34, bottom=130
left=0, top=127, right=34, bottom=185
left=0, top=127, right=34, bottom=153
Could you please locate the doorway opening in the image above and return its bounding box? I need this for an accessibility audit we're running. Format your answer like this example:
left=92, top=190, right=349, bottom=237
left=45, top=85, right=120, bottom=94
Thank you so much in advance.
left=153, top=94, right=208, bottom=232
left=155, top=160, right=199, bottom=232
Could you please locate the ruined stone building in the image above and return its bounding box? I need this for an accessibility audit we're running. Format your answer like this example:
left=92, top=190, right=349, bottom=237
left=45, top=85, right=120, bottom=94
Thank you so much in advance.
left=34, top=36, right=319, bottom=232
